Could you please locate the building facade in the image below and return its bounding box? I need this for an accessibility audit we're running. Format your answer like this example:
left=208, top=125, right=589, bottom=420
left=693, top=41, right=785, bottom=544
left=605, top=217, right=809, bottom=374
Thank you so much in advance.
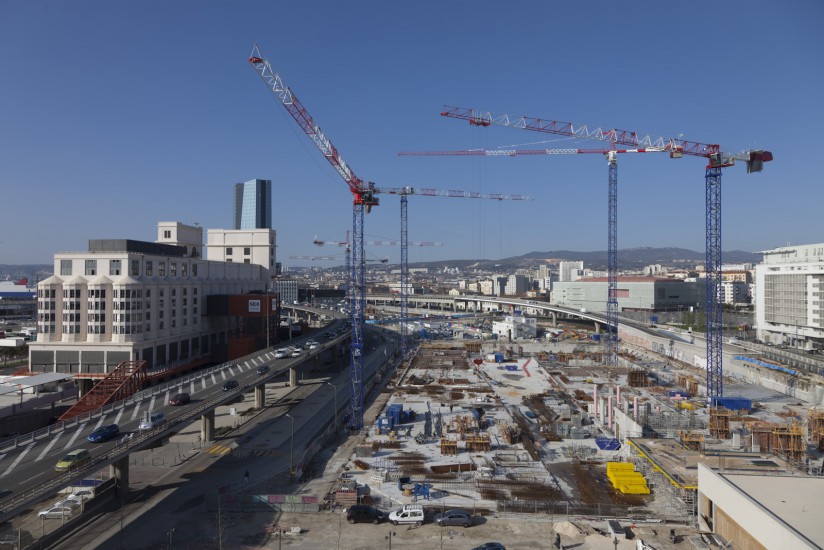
left=755, top=243, right=824, bottom=348
left=233, top=178, right=272, bottom=230
left=551, top=276, right=705, bottom=313
left=30, top=223, right=273, bottom=376
left=206, top=228, right=277, bottom=274
left=558, top=261, right=584, bottom=282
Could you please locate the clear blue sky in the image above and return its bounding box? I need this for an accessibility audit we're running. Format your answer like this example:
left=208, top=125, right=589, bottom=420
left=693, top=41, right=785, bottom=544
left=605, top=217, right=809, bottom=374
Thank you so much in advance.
left=1, top=1, right=820, bottom=267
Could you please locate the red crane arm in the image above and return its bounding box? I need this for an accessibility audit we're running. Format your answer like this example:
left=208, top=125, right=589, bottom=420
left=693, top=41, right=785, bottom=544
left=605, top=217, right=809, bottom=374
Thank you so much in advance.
left=249, top=45, right=378, bottom=205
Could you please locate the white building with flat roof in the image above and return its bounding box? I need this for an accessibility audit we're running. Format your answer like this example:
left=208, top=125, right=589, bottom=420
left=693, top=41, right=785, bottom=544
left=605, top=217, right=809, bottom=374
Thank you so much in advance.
left=755, top=242, right=824, bottom=348
left=30, top=222, right=272, bottom=377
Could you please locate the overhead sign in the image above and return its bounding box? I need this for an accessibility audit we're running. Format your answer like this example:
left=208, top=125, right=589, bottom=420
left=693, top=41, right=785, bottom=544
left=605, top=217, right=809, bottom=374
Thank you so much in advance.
left=249, top=300, right=261, bottom=313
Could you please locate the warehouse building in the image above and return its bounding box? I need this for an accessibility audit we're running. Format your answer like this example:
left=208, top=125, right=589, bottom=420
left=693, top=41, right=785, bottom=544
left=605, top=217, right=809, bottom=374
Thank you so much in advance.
left=551, top=276, right=705, bottom=313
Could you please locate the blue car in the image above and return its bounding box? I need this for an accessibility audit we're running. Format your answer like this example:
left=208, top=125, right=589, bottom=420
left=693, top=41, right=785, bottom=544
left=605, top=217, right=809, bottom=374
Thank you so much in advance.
left=87, top=424, right=119, bottom=443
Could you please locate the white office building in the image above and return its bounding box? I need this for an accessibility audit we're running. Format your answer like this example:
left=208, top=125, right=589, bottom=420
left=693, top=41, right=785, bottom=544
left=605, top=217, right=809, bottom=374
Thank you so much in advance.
left=273, top=279, right=299, bottom=305
left=492, top=315, right=537, bottom=340
left=558, top=261, right=584, bottom=282
left=755, top=242, right=824, bottom=348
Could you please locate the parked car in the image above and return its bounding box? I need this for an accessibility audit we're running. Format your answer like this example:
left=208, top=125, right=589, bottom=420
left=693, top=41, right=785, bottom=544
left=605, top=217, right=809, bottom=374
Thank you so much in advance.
left=53, top=497, right=83, bottom=508
left=346, top=505, right=386, bottom=524
left=170, top=393, right=191, bottom=406
left=471, top=544, right=506, bottom=550
left=433, top=508, right=472, bottom=527
left=54, top=449, right=91, bottom=472
left=87, top=424, right=119, bottom=443
left=388, top=504, right=424, bottom=526
left=38, top=506, right=76, bottom=519
left=256, top=365, right=270, bottom=375
left=66, top=488, right=95, bottom=501
left=223, top=380, right=239, bottom=391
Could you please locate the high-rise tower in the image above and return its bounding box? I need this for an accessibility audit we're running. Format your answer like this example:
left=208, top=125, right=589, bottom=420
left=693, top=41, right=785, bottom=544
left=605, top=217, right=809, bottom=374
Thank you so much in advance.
left=234, top=179, right=272, bottom=229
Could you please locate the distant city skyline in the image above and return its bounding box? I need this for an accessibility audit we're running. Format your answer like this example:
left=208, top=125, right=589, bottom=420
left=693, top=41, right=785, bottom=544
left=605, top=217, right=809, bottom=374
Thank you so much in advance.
left=234, top=178, right=272, bottom=230
left=1, top=2, right=821, bottom=266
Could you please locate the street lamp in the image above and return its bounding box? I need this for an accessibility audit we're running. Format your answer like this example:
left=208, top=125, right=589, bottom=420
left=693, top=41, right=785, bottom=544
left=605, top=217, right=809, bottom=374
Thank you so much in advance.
left=325, top=381, right=338, bottom=429
left=284, top=413, right=294, bottom=478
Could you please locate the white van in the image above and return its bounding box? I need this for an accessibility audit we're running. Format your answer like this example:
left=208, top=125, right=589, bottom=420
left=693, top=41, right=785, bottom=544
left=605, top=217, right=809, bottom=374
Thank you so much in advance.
left=139, top=411, right=165, bottom=431
left=388, top=504, right=425, bottom=526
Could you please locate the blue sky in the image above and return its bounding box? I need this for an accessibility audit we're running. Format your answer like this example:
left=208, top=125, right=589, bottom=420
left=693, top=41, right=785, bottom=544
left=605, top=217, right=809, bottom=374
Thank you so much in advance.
left=1, top=1, right=821, bottom=267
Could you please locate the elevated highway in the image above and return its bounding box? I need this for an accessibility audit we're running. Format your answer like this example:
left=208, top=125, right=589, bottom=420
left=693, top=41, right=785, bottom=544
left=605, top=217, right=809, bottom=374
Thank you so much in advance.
left=0, top=319, right=352, bottom=524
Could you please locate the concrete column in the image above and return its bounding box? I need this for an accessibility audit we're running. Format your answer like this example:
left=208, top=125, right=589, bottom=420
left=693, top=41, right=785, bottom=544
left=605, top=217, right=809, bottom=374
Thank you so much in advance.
left=551, top=312, right=557, bottom=327
left=78, top=378, right=94, bottom=398
left=616, top=385, right=622, bottom=409
left=109, top=456, right=129, bottom=498
left=289, top=367, right=297, bottom=387
left=593, top=385, right=598, bottom=420
left=200, top=410, right=215, bottom=443
left=633, top=396, right=639, bottom=421
left=254, top=385, right=265, bottom=408
left=607, top=396, right=613, bottom=431
left=594, top=322, right=601, bottom=334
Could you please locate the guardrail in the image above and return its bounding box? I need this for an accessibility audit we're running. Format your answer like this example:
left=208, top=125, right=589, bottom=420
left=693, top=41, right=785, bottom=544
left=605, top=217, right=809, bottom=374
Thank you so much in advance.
left=0, top=321, right=349, bottom=455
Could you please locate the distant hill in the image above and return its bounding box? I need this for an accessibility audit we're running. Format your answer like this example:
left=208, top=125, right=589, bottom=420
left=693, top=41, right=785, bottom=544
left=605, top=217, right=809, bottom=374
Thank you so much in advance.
left=412, top=247, right=762, bottom=271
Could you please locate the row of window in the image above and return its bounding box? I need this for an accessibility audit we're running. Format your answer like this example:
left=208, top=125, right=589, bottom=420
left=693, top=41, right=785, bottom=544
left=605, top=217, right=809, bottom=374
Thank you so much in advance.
left=60, top=259, right=200, bottom=278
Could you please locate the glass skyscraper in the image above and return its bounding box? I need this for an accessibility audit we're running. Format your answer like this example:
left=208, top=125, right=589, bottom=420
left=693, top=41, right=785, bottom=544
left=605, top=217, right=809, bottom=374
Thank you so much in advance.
left=233, top=179, right=272, bottom=229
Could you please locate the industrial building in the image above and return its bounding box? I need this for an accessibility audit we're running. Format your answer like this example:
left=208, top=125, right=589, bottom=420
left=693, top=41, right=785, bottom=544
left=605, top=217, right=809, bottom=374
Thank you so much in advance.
left=755, top=242, right=824, bottom=349
left=551, top=276, right=705, bottom=313
left=29, top=222, right=277, bottom=381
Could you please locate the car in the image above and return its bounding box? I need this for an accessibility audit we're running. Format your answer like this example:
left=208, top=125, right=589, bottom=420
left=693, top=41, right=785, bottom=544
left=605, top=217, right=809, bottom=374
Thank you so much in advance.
left=53, top=497, right=83, bottom=508
left=256, top=365, right=270, bottom=375
left=291, top=349, right=302, bottom=357
left=139, top=411, right=165, bottom=430
left=170, top=393, right=191, bottom=406
left=433, top=508, right=472, bottom=527
left=54, top=449, right=91, bottom=472
left=388, top=504, right=424, bottom=526
left=87, top=424, right=119, bottom=443
left=223, top=380, right=239, bottom=391
left=274, top=348, right=288, bottom=358
left=38, top=505, right=77, bottom=519
left=308, top=342, right=319, bottom=350
left=471, top=544, right=506, bottom=550
left=345, top=505, right=386, bottom=524
left=66, top=489, right=95, bottom=501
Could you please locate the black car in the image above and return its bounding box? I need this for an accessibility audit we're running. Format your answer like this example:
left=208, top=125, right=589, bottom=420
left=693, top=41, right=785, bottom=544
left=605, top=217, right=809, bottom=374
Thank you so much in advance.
left=256, top=365, right=270, bottom=375
left=170, top=393, right=191, bottom=406
left=222, top=380, right=239, bottom=391
left=471, top=544, right=506, bottom=550
left=434, top=508, right=472, bottom=527
left=346, top=505, right=386, bottom=524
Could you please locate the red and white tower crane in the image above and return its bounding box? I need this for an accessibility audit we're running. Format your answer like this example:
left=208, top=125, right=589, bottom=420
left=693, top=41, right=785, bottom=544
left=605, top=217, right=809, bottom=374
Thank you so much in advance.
left=248, top=48, right=531, bottom=429
left=406, top=105, right=772, bottom=398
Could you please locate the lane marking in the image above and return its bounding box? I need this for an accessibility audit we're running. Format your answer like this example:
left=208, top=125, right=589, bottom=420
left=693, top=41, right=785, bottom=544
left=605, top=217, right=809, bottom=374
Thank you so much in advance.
left=36, top=433, right=63, bottom=462
left=131, top=402, right=142, bottom=421
left=63, top=423, right=87, bottom=450
left=114, top=409, right=124, bottom=425
left=2, top=443, right=34, bottom=477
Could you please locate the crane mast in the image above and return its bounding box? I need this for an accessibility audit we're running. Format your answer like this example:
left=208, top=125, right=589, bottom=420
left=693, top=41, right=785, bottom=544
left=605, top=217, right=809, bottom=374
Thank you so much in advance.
left=438, top=105, right=772, bottom=398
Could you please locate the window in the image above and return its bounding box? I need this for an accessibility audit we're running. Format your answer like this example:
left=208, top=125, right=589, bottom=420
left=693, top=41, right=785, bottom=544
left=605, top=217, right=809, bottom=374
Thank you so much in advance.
left=85, top=260, right=97, bottom=276
left=192, top=264, right=198, bottom=277
left=226, top=248, right=233, bottom=255
left=244, top=247, right=251, bottom=255
left=171, top=263, right=177, bottom=277
left=145, top=261, right=153, bottom=276
left=182, top=263, right=188, bottom=277
left=60, top=260, right=72, bottom=276
left=110, top=259, right=121, bottom=276
left=159, top=262, right=166, bottom=277
left=164, top=230, right=171, bottom=238
left=130, top=260, right=140, bottom=276
left=244, top=259, right=251, bottom=264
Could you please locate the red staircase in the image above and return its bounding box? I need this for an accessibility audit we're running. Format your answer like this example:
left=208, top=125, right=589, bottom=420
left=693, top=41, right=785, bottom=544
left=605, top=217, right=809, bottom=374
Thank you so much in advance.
left=58, top=360, right=148, bottom=421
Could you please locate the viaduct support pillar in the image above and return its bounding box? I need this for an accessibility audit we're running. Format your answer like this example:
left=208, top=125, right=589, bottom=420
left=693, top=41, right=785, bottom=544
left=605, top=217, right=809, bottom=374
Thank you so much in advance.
left=289, top=367, right=298, bottom=387
left=594, top=322, right=601, bottom=334
left=109, top=456, right=130, bottom=498
left=78, top=378, right=94, bottom=398
left=551, top=312, right=557, bottom=327
left=201, top=410, right=215, bottom=444
left=254, top=385, right=265, bottom=409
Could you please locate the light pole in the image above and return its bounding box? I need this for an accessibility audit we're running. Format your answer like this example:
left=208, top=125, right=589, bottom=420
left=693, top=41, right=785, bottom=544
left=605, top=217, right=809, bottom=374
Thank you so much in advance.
left=325, top=381, right=338, bottom=429
left=285, top=413, right=294, bottom=478
left=385, top=530, right=396, bottom=550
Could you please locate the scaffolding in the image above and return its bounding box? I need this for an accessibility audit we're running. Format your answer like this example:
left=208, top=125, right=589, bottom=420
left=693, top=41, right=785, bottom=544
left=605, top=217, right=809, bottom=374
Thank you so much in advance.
left=439, top=438, right=458, bottom=455
left=628, top=370, right=648, bottom=387
left=465, top=434, right=491, bottom=453
left=709, top=407, right=732, bottom=439
left=678, top=430, right=705, bottom=452
left=645, top=408, right=705, bottom=438
left=771, top=422, right=805, bottom=465
left=808, top=407, right=824, bottom=449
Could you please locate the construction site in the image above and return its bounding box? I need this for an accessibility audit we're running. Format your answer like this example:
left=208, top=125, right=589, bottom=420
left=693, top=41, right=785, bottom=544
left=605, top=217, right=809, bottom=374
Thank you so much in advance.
left=330, top=333, right=824, bottom=538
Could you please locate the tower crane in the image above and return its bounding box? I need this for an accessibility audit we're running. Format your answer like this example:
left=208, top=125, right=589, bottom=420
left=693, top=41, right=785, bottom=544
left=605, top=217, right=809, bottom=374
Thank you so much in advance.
left=248, top=47, right=531, bottom=429
left=426, top=106, right=772, bottom=398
